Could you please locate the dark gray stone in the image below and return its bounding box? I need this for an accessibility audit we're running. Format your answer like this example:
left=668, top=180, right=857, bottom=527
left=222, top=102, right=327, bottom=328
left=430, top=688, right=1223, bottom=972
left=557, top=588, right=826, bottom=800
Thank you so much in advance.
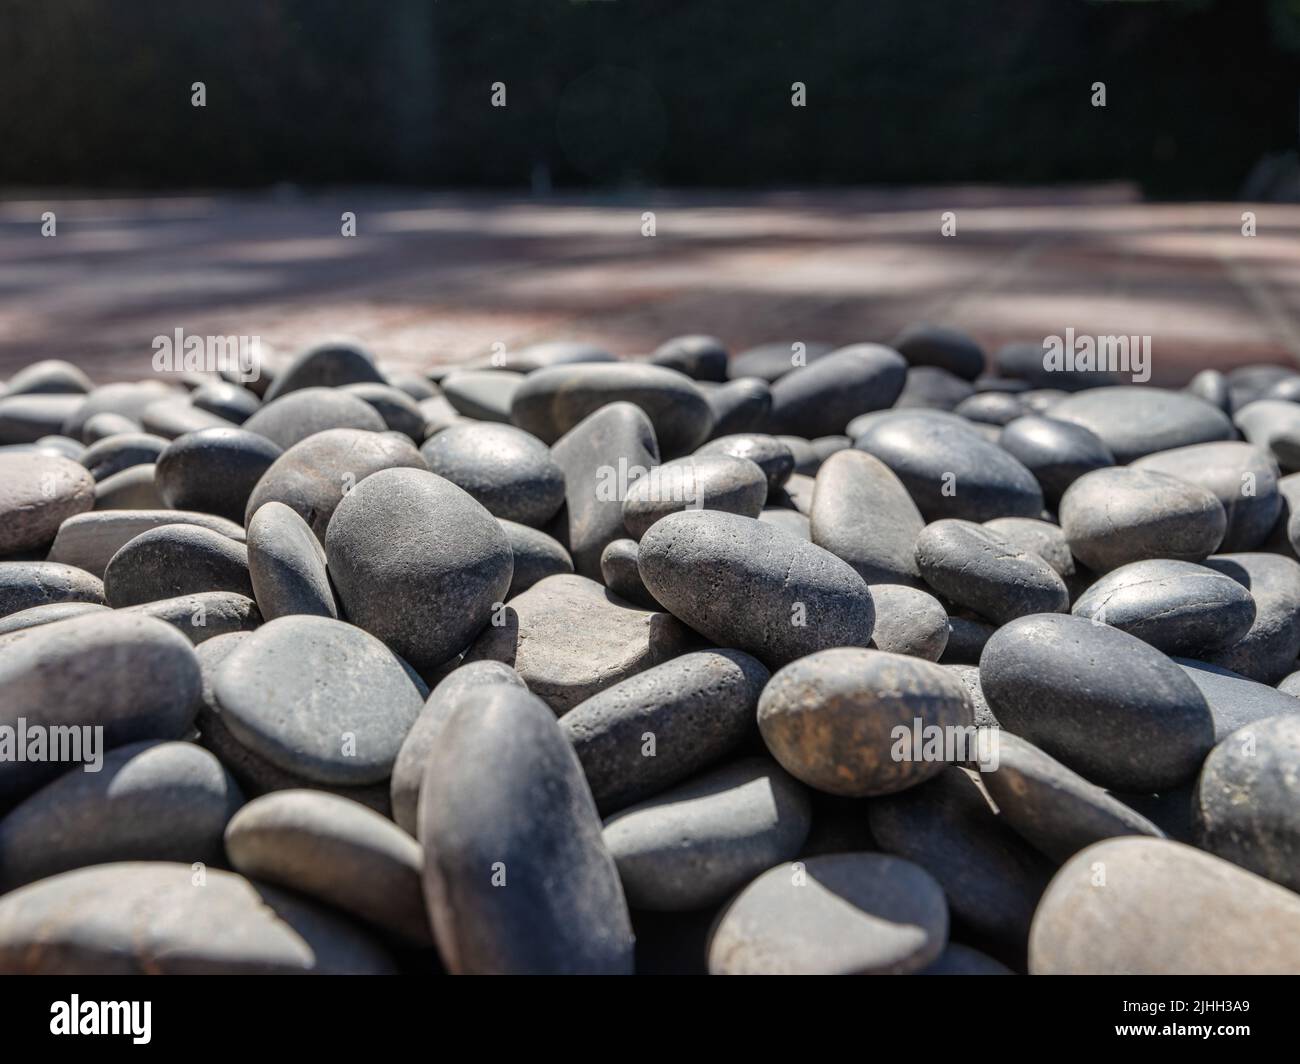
left=341, top=382, right=427, bottom=439
left=695, top=433, right=794, bottom=494
left=1234, top=399, right=1300, bottom=472
left=728, top=341, right=834, bottom=382
left=247, top=501, right=337, bottom=619
left=79, top=432, right=168, bottom=482
left=918, top=943, right=1015, bottom=975
left=94, top=463, right=165, bottom=510
left=440, top=370, right=525, bottom=423
left=943, top=663, right=998, bottom=728
left=499, top=519, right=574, bottom=598
left=507, top=341, right=615, bottom=373
left=48, top=509, right=245, bottom=578
left=261, top=340, right=385, bottom=401
left=140, top=397, right=235, bottom=438
left=0, top=601, right=109, bottom=636
left=996, top=415, right=1114, bottom=505
left=0, top=394, right=87, bottom=444
left=242, top=387, right=387, bottom=449
left=954, top=391, right=1025, bottom=426
left=420, top=422, right=565, bottom=527
left=1050, top=386, right=1234, bottom=463
left=893, top=323, right=985, bottom=380
left=941, top=614, right=996, bottom=665
left=1186, top=368, right=1232, bottom=413
left=156, top=427, right=283, bottom=522
left=1201, top=552, right=1300, bottom=683
left=702, top=377, right=770, bottom=437
left=3, top=359, right=92, bottom=396
left=599, top=538, right=659, bottom=609
left=869, top=583, right=948, bottom=660
left=622, top=453, right=767, bottom=539
left=994, top=341, right=1119, bottom=390
left=0, top=561, right=104, bottom=619
left=766, top=345, right=907, bottom=437
left=0, top=453, right=95, bottom=554
left=121, top=590, right=262, bottom=645
left=190, top=380, right=260, bottom=424
left=104, top=524, right=253, bottom=607
left=1174, top=658, right=1300, bottom=741
left=893, top=366, right=976, bottom=410
left=649, top=335, right=728, bottom=382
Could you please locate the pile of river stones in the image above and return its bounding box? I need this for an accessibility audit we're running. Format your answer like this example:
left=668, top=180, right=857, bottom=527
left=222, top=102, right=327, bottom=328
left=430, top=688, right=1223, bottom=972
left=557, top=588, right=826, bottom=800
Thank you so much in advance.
left=1, top=330, right=1299, bottom=975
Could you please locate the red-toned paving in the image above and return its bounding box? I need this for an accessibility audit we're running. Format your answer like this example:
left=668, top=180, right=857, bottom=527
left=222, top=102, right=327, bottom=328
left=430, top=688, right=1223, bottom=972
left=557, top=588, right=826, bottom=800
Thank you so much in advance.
left=2, top=186, right=1298, bottom=386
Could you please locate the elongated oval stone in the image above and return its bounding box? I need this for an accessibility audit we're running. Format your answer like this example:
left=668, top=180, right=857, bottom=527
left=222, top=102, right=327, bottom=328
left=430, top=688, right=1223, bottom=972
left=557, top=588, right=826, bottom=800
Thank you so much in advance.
left=1050, top=386, right=1234, bottom=463
left=48, top=509, right=246, bottom=579
left=765, top=345, right=907, bottom=437
left=996, top=415, right=1114, bottom=505
left=622, top=453, right=767, bottom=539
left=261, top=339, right=385, bottom=401
left=247, top=501, right=337, bottom=620
left=0, top=453, right=95, bottom=554
left=103, top=524, right=253, bottom=607
left=696, top=432, right=794, bottom=494
left=868, top=583, right=949, bottom=660
left=0, top=561, right=104, bottom=619
left=420, top=422, right=564, bottom=527
left=156, top=427, right=282, bottom=523
left=242, top=387, right=387, bottom=449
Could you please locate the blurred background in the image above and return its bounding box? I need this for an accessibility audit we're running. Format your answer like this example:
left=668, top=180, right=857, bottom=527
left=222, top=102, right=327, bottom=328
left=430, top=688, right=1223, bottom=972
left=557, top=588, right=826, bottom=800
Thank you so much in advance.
left=1, top=0, right=1298, bottom=382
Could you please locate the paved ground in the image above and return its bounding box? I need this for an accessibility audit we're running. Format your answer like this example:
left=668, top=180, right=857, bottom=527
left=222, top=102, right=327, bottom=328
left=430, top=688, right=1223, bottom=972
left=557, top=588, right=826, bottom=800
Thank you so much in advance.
left=2, top=186, right=1299, bottom=386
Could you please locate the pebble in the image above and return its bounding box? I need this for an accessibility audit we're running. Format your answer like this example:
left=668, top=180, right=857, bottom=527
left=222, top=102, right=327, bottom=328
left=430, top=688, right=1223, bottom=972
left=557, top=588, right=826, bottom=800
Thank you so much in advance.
left=93, top=463, right=165, bottom=509
left=0, top=612, right=201, bottom=801
left=758, top=647, right=973, bottom=796
left=701, top=377, right=770, bottom=436
left=892, top=323, right=985, bottom=380
left=244, top=427, right=426, bottom=541
left=103, top=523, right=254, bottom=607
left=867, top=584, right=949, bottom=660
left=638, top=510, right=876, bottom=667
left=599, top=538, right=659, bottom=608
left=389, top=660, right=527, bottom=836
left=622, top=453, right=767, bottom=538
left=777, top=435, right=821, bottom=476
left=979, top=614, right=1215, bottom=792
left=121, top=590, right=262, bottom=644
left=855, top=412, right=1043, bottom=522
left=757, top=507, right=810, bottom=539
left=728, top=340, right=834, bottom=382
left=213, top=615, right=425, bottom=784
left=0, top=394, right=85, bottom=444
left=0, top=861, right=394, bottom=974
left=649, top=335, right=729, bottom=382
left=79, top=431, right=168, bottom=481
left=0, top=601, right=109, bottom=636
left=241, top=387, right=387, bottom=449
left=440, top=370, right=525, bottom=423
left=982, top=516, right=1077, bottom=583
left=0, top=452, right=95, bottom=553
left=954, top=391, right=1025, bottom=426
left=707, top=853, right=949, bottom=975
left=941, top=614, right=996, bottom=665
left=419, top=422, right=565, bottom=527
left=418, top=684, right=635, bottom=974
left=0, top=740, right=243, bottom=891
left=603, top=757, right=811, bottom=911
left=695, top=433, right=794, bottom=494
left=892, top=366, right=975, bottom=410
left=995, top=415, right=1114, bottom=505
left=498, top=519, right=574, bottom=598
left=464, top=573, right=692, bottom=713
left=1234, top=399, right=1300, bottom=472
left=1177, top=657, right=1300, bottom=739
left=48, top=509, right=245, bottom=578
left=1048, top=386, right=1234, bottom=463
left=943, top=663, right=998, bottom=727
left=325, top=468, right=513, bottom=673
left=261, top=340, right=385, bottom=401
left=765, top=345, right=907, bottom=437
left=1028, top=837, right=1300, bottom=974
left=0, top=561, right=105, bottom=619
left=918, top=943, right=1015, bottom=975
left=1185, top=367, right=1232, bottom=412
left=224, top=790, right=432, bottom=946
left=1071, top=559, right=1255, bottom=655
left=560, top=649, right=769, bottom=812
left=809, top=449, right=926, bottom=587
left=343, top=382, right=427, bottom=439
left=61, top=381, right=182, bottom=441
left=1059, top=467, right=1227, bottom=572
left=994, top=341, right=1117, bottom=390
left=155, top=427, right=283, bottom=522
left=507, top=341, right=615, bottom=373
left=916, top=519, right=1069, bottom=624
left=3, top=359, right=92, bottom=396
left=140, top=396, right=236, bottom=438
left=1200, top=552, right=1300, bottom=683
left=247, top=501, right=338, bottom=619
left=1193, top=715, right=1300, bottom=891
left=549, top=402, right=660, bottom=578
left=190, top=380, right=260, bottom=424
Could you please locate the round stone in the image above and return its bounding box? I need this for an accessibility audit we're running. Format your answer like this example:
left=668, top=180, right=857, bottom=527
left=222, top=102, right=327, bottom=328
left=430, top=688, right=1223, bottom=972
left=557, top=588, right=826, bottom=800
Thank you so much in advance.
left=561, top=648, right=769, bottom=813
left=758, top=647, right=974, bottom=797
left=1200, top=552, right=1300, bottom=683
left=893, top=366, right=976, bottom=410
left=104, top=524, right=253, bottom=607
left=261, top=340, right=385, bottom=401
left=1049, top=386, right=1234, bottom=463
left=507, top=340, right=615, bottom=373
left=0, top=561, right=104, bottom=619
left=638, top=510, right=875, bottom=668
left=707, top=853, right=949, bottom=975
left=1071, top=559, right=1255, bottom=656
left=892, top=323, right=985, bottom=380
left=213, top=615, right=425, bottom=784
left=0, top=601, right=109, bottom=636
left=3, top=359, right=92, bottom=396
left=0, top=394, right=85, bottom=444
left=765, top=345, right=908, bottom=437
left=246, top=501, right=337, bottom=619
left=758, top=507, right=810, bottom=539
left=1186, top=367, right=1232, bottom=412
left=1234, top=399, right=1300, bottom=471
left=140, top=397, right=236, bottom=438
left=80, top=412, right=140, bottom=443
left=325, top=468, right=513, bottom=673
left=979, top=614, right=1215, bottom=792
left=94, top=463, right=164, bottom=509
left=994, top=340, right=1118, bottom=390
left=420, top=422, right=564, bottom=527
left=599, top=538, right=659, bottom=609
left=729, top=340, right=834, bottom=382
left=418, top=684, right=635, bottom=974
left=242, top=387, right=387, bottom=449
left=190, top=380, right=260, bottom=424
left=440, top=370, right=525, bottom=423
left=1177, top=657, right=1300, bottom=741
left=1059, top=467, right=1227, bottom=572
left=60, top=381, right=182, bottom=441
left=702, top=378, right=770, bottom=437
left=622, top=454, right=767, bottom=539
left=649, top=334, right=728, bottom=381
left=499, top=519, right=574, bottom=598
left=48, top=509, right=245, bottom=579
left=918, top=943, right=1015, bottom=975
left=0, top=453, right=95, bottom=553
left=954, top=391, right=1025, bottom=426
left=343, top=382, right=427, bottom=439
left=996, top=415, right=1114, bottom=505
left=121, top=590, right=262, bottom=645
left=79, top=432, right=168, bottom=481
left=868, top=584, right=949, bottom=660
left=155, top=427, right=283, bottom=522
left=695, top=433, right=795, bottom=494
left=982, top=516, right=1077, bottom=583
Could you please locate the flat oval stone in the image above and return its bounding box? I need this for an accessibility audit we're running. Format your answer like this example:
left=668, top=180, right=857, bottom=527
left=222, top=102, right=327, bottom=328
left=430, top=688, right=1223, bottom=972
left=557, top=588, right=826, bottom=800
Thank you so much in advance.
left=707, top=853, right=948, bottom=975
left=868, top=583, right=949, bottom=660
left=419, top=684, right=634, bottom=974
left=916, top=519, right=1069, bottom=624
left=242, top=387, right=387, bottom=449
left=548, top=402, right=661, bottom=579
left=104, top=524, right=253, bottom=607
left=649, top=334, right=728, bottom=381
left=954, top=391, right=1025, bottom=426
left=440, top=369, right=524, bottom=423
left=981, top=731, right=1165, bottom=864
left=3, top=359, right=92, bottom=396
left=420, top=422, right=564, bottom=527
left=1234, top=399, right=1300, bottom=471
left=79, top=432, right=168, bottom=481
left=893, top=365, right=976, bottom=410
left=245, top=427, right=426, bottom=542
left=943, top=663, right=998, bottom=728
left=980, top=614, right=1215, bottom=791
left=390, top=660, right=527, bottom=835
left=1177, top=658, right=1300, bottom=740
left=758, top=647, right=973, bottom=797
left=0, top=561, right=104, bottom=618
left=599, top=538, right=659, bottom=609
left=1133, top=441, right=1280, bottom=552
left=190, top=380, right=260, bottom=424
left=61, top=381, right=182, bottom=441
left=729, top=340, right=834, bottom=382
left=695, top=433, right=794, bottom=494
left=701, top=377, right=770, bottom=437
left=0, top=612, right=201, bottom=800
left=765, top=345, right=907, bottom=437
left=995, top=340, right=1119, bottom=390
left=867, top=767, right=1054, bottom=948
left=638, top=510, right=875, bottom=668
left=155, top=427, right=283, bottom=522
left=0, top=740, right=242, bottom=891
left=121, top=590, right=262, bottom=645
left=464, top=573, right=692, bottom=714
left=93, top=463, right=164, bottom=509
left=247, top=501, right=337, bottom=619
left=499, top=519, right=573, bottom=598
left=622, top=454, right=767, bottom=539
left=508, top=340, right=615, bottom=373
left=777, top=435, right=821, bottom=476
left=855, top=412, right=1043, bottom=522
left=996, top=415, right=1114, bottom=505
left=893, top=323, right=985, bottom=380
left=1072, top=559, right=1255, bottom=655
left=560, top=648, right=769, bottom=812
left=342, top=382, right=426, bottom=439
left=810, top=448, right=926, bottom=587
left=942, top=614, right=996, bottom=665
left=1201, top=552, right=1300, bottom=683
left=1186, top=367, right=1232, bottom=412
left=511, top=363, right=711, bottom=455
left=1049, top=386, right=1234, bottom=463
left=81, top=411, right=142, bottom=443
left=325, top=468, right=513, bottom=673
left=918, top=943, right=1015, bottom=975
left=418, top=394, right=467, bottom=434
left=603, top=757, right=811, bottom=911
left=1193, top=715, right=1300, bottom=891
left=758, top=507, right=810, bottom=539
left=140, top=397, right=235, bottom=438
left=213, top=615, right=425, bottom=784
left=261, top=340, right=385, bottom=401
left=1029, top=837, right=1300, bottom=974
left=48, top=509, right=245, bottom=578
left=0, top=600, right=109, bottom=636
left=1060, top=467, right=1227, bottom=572
left=225, top=790, right=430, bottom=946
left=0, top=453, right=95, bottom=554
left=0, top=861, right=394, bottom=974
left=0, top=393, right=85, bottom=444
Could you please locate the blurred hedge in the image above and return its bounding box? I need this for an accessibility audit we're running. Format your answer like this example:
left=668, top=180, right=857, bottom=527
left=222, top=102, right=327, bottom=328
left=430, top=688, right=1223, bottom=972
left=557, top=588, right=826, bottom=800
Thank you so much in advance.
left=0, top=0, right=1294, bottom=196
